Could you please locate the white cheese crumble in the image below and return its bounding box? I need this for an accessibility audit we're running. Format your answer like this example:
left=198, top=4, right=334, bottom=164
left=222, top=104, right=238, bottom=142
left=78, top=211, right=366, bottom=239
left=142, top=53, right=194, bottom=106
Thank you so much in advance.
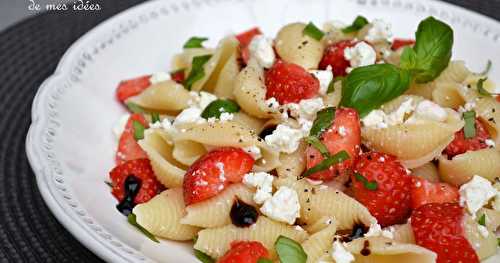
left=344, top=41, right=376, bottom=73
left=459, top=175, right=498, bottom=217
left=298, top=98, right=325, bottom=120
left=485, top=139, right=495, bottom=148
left=331, top=240, right=355, bottom=263
left=265, top=124, right=304, bottom=154
left=248, top=35, right=276, bottom=68
left=260, top=186, right=300, bottom=224
left=362, top=109, right=388, bottom=129
left=364, top=222, right=394, bottom=239
left=309, top=66, right=334, bottom=95
left=112, top=113, right=131, bottom=139
left=265, top=97, right=280, bottom=110
left=173, top=107, right=205, bottom=126
left=188, top=91, right=217, bottom=109
left=243, top=172, right=274, bottom=204
left=242, top=145, right=262, bottom=160
left=365, top=19, right=392, bottom=42
left=410, top=100, right=448, bottom=123
left=219, top=112, right=234, bottom=122
left=149, top=71, right=171, bottom=84
left=384, top=98, right=415, bottom=126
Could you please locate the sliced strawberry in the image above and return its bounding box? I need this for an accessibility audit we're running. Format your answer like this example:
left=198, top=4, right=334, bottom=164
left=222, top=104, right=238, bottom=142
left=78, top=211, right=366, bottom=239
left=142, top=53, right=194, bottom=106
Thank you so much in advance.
left=411, top=203, right=479, bottom=263
left=236, top=27, right=263, bottom=64
left=218, top=241, right=270, bottom=263
left=443, top=118, right=491, bottom=158
left=319, top=40, right=357, bottom=77
left=351, top=152, right=412, bottom=226
left=183, top=147, right=254, bottom=205
left=171, top=70, right=185, bottom=83
left=116, top=75, right=151, bottom=102
left=305, top=108, right=361, bottom=181
left=116, top=114, right=148, bottom=165
left=410, top=177, right=459, bottom=209
left=265, top=60, right=319, bottom=104
left=496, top=95, right=500, bottom=102
left=391, top=38, right=415, bottom=50
left=109, top=159, right=162, bottom=204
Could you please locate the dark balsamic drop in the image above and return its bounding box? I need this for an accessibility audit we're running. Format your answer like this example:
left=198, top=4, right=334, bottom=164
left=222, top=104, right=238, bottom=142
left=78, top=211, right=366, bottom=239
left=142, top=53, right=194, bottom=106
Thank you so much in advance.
left=230, top=198, right=259, bottom=227
left=360, top=240, right=371, bottom=256
left=116, top=175, right=142, bottom=216
left=337, top=223, right=369, bottom=243
left=259, top=125, right=277, bottom=139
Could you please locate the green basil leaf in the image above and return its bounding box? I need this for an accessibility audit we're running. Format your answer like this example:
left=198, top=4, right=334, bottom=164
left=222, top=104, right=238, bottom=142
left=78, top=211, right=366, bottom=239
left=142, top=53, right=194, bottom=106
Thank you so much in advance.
left=257, top=258, right=273, bottom=263
left=126, top=102, right=145, bottom=113
left=183, top=55, right=212, bottom=90
left=327, top=79, right=336, bottom=94
left=127, top=213, right=159, bottom=243
left=479, top=60, right=492, bottom=76
left=400, top=47, right=417, bottom=71
left=183, top=37, right=208, bottom=49
left=132, top=120, right=145, bottom=140
left=340, top=64, right=412, bottom=117
left=305, top=136, right=330, bottom=158
left=194, top=249, right=214, bottom=263
left=478, top=214, right=486, bottom=226
left=476, top=78, right=499, bottom=97
left=342, top=15, right=369, bottom=34
left=354, top=172, right=378, bottom=190
left=201, top=99, right=240, bottom=119
left=302, top=150, right=350, bottom=178
left=303, top=22, right=325, bottom=41
left=463, top=110, right=476, bottom=139
left=151, top=112, right=160, bottom=124
left=275, top=235, right=307, bottom=263
left=497, top=237, right=500, bottom=247
left=309, top=107, right=336, bottom=137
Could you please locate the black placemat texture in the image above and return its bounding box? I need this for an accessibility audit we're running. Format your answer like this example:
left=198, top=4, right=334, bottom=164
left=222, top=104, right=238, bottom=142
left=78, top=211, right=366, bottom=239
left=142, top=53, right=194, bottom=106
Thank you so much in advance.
left=0, top=0, right=498, bottom=262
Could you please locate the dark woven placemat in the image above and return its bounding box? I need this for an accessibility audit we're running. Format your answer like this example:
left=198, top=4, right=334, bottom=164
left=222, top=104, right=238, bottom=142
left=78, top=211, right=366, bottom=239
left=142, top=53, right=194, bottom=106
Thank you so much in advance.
left=0, top=0, right=498, bottom=262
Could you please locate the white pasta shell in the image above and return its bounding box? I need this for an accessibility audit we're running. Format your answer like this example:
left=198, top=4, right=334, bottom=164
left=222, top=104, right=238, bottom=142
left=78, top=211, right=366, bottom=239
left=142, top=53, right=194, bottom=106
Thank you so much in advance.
left=275, top=22, right=324, bottom=69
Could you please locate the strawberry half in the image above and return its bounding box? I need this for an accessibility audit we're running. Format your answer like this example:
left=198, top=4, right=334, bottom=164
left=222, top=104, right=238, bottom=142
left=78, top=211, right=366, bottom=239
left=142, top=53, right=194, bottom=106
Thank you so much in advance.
left=391, top=38, right=415, bottom=50
left=410, top=177, right=459, bottom=209
left=411, top=203, right=479, bottom=263
left=305, top=108, right=361, bottom=181
left=170, top=70, right=185, bottom=84
left=318, top=40, right=357, bottom=77
left=116, top=114, right=148, bottom=165
left=351, top=152, right=412, bottom=226
left=265, top=60, right=319, bottom=104
left=443, top=118, right=492, bottom=158
left=183, top=147, right=254, bottom=205
left=236, top=27, right=263, bottom=64
left=218, top=241, right=270, bottom=263
left=116, top=75, right=151, bottom=102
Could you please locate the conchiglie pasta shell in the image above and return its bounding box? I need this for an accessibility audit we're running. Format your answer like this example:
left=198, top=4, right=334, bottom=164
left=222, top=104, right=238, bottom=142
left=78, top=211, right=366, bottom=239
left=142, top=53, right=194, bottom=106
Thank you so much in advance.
left=231, top=111, right=265, bottom=133
left=405, top=81, right=435, bottom=100
left=322, top=22, right=354, bottom=45
left=303, top=215, right=334, bottom=234
left=180, top=183, right=255, bottom=228
left=194, top=216, right=309, bottom=259
left=436, top=60, right=471, bottom=83
left=438, top=148, right=500, bottom=186
left=390, top=223, right=415, bottom=244
left=171, top=48, right=213, bottom=70
left=463, top=215, right=497, bottom=260
left=126, top=80, right=191, bottom=113
left=276, top=141, right=306, bottom=178
left=275, top=23, right=324, bottom=69
left=410, top=162, right=439, bottom=183
left=274, top=177, right=376, bottom=230
left=213, top=52, right=240, bottom=99
left=133, top=188, right=200, bottom=241
left=478, top=208, right=500, bottom=232
left=323, top=80, right=342, bottom=107
left=472, top=96, right=500, bottom=145
left=302, top=223, right=337, bottom=263
left=432, top=82, right=465, bottom=108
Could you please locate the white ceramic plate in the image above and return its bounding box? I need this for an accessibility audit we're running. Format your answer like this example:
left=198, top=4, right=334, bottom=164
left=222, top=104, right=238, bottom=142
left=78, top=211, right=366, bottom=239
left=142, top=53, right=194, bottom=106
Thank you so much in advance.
left=26, top=0, right=500, bottom=262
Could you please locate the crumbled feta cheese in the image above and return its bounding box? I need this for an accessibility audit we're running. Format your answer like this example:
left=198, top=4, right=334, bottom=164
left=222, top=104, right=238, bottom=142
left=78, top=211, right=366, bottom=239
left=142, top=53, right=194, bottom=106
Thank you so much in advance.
left=331, top=240, right=355, bottom=263
left=173, top=107, right=205, bottom=126
left=149, top=71, right=171, bottom=84
left=260, top=186, right=300, bottom=224
left=112, top=114, right=130, bottom=139
left=248, top=35, right=276, bottom=68
left=188, top=91, right=217, bottom=109
left=344, top=41, right=376, bottom=73
left=485, top=139, right=495, bottom=148
left=265, top=97, right=280, bottom=110
left=385, top=98, right=415, bottom=126
left=362, top=110, right=388, bottom=129
left=364, top=222, right=394, bottom=239
left=243, top=172, right=274, bottom=204
left=458, top=101, right=476, bottom=114
left=411, top=100, right=448, bottom=122
left=242, top=146, right=262, bottom=160
left=298, top=98, right=324, bottom=120
left=309, top=66, right=334, bottom=95
left=477, top=224, right=489, bottom=238
left=459, top=175, right=497, bottom=217
left=219, top=112, right=234, bottom=122
left=265, top=124, right=304, bottom=153
left=365, top=19, right=392, bottom=42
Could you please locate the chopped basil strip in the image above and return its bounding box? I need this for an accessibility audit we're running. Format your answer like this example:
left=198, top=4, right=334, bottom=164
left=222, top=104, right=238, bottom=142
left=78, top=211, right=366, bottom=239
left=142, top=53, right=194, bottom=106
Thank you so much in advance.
left=327, top=79, right=335, bottom=94
left=497, top=237, right=500, bottom=247
left=306, top=136, right=330, bottom=158
left=354, top=173, right=378, bottom=190
left=183, top=55, right=212, bottom=90
left=309, top=107, right=336, bottom=137
left=479, top=60, right=492, bottom=76
left=476, top=78, right=499, bottom=97
left=132, top=120, right=145, bottom=140
left=201, top=99, right=240, bottom=119
left=183, top=36, right=208, bottom=49
left=478, top=214, right=486, bottom=226
left=127, top=213, right=159, bottom=243
left=302, top=150, right=350, bottom=178
left=151, top=112, right=160, bottom=124
left=194, top=249, right=214, bottom=263
left=275, top=235, right=307, bottom=263
left=463, top=111, right=476, bottom=139
left=303, top=22, right=325, bottom=41
left=257, top=259, right=273, bottom=263
left=342, top=16, right=369, bottom=34
left=126, top=102, right=145, bottom=113
left=104, top=181, right=113, bottom=188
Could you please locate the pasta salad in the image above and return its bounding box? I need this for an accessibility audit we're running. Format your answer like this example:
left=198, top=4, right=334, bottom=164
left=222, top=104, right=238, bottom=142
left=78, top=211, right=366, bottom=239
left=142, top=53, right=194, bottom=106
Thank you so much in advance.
left=108, top=15, right=500, bottom=263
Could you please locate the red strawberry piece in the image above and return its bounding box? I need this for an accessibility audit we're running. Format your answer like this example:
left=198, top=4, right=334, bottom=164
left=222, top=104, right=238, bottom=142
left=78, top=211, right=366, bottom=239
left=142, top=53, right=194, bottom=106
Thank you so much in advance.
left=183, top=147, right=254, bottom=205
left=109, top=159, right=162, bottom=204
left=170, top=70, right=185, bottom=83
left=411, top=203, right=479, bottom=263
left=236, top=27, right=263, bottom=64
left=351, top=152, right=412, bottom=226
left=305, top=108, right=361, bottom=181
left=319, top=40, right=357, bottom=77
left=443, top=118, right=492, bottom=158
left=265, top=60, right=319, bottom=104
left=391, top=38, right=415, bottom=50
left=496, top=95, right=500, bottom=102
left=410, top=177, right=459, bottom=209
left=116, top=114, right=148, bottom=165
left=218, top=241, right=270, bottom=263
left=116, top=75, right=151, bottom=102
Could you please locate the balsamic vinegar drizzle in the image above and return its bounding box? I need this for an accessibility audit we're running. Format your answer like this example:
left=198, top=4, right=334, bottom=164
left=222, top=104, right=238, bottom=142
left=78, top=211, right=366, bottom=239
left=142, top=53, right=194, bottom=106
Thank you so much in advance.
left=337, top=223, right=369, bottom=243
left=230, top=198, right=259, bottom=227
left=116, top=175, right=141, bottom=216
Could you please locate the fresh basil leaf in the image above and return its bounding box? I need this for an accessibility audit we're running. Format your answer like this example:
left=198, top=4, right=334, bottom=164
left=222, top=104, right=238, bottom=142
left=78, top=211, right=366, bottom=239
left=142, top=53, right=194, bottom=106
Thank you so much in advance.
left=302, top=150, right=350, bottom=178
left=479, top=60, right=492, bottom=76
left=201, top=99, right=240, bottom=119
left=257, top=258, right=273, bottom=263
left=305, top=136, right=330, bottom=158
left=127, top=213, right=159, bottom=243
left=126, top=102, right=145, bottom=113
left=183, top=37, right=208, bottom=49
left=463, top=111, right=476, bottom=139
left=478, top=214, right=486, bottom=226
left=132, top=120, right=145, bottom=140
left=340, top=64, right=412, bottom=117
left=183, top=55, right=212, bottom=90
left=275, top=235, right=307, bottom=263
left=342, top=15, right=369, bottom=34
left=194, top=249, right=214, bottom=263
left=497, top=237, right=500, bottom=247
left=476, top=78, right=499, bottom=97
left=354, top=172, right=378, bottom=190
left=400, top=47, right=417, bottom=71
left=327, top=79, right=336, bottom=94
left=151, top=112, right=160, bottom=124
left=303, top=22, right=325, bottom=41
left=309, top=107, right=336, bottom=137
